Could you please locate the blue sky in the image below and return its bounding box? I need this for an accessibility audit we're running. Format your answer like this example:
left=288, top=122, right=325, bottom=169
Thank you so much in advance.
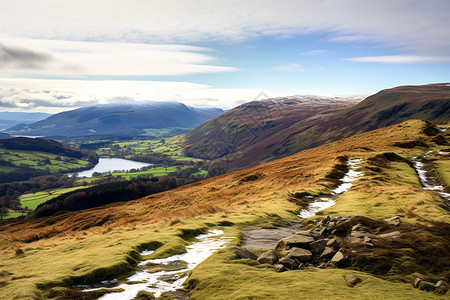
left=0, top=0, right=448, bottom=112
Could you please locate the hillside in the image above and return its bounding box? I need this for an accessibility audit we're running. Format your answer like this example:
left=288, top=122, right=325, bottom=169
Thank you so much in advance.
left=185, top=83, right=449, bottom=171
left=0, top=137, right=98, bottom=182
left=0, top=112, right=51, bottom=131
left=6, top=102, right=224, bottom=137
left=268, top=83, right=450, bottom=160
left=0, top=119, right=448, bottom=299
left=184, top=95, right=362, bottom=169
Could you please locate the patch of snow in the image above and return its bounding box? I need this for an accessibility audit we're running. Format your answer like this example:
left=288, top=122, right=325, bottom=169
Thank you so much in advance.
left=298, top=158, right=363, bottom=219
left=86, top=230, right=233, bottom=299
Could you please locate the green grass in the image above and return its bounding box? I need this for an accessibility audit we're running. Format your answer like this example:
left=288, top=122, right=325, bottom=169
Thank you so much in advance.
left=188, top=249, right=445, bottom=299
left=0, top=149, right=90, bottom=173
left=19, top=186, right=89, bottom=210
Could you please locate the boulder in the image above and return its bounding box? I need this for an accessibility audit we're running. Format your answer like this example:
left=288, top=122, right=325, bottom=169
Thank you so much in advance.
left=295, top=230, right=312, bottom=236
left=319, top=247, right=336, bottom=260
left=276, top=235, right=314, bottom=250
left=351, top=223, right=362, bottom=231
left=418, top=281, right=436, bottom=291
left=345, top=274, right=362, bottom=287
left=287, top=247, right=313, bottom=262
left=331, top=251, right=346, bottom=265
left=257, top=250, right=277, bottom=265
left=231, top=247, right=258, bottom=260
left=310, top=239, right=328, bottom=254
left=274, top=264, right=286, bottom=272
left=435, top=280, right=448, bottom=288
left=351, top=231, right=368, bottom=238
left=378, top=231, right=401, bottom=239
left=279, top=256, right=298, bottom=269
left=326, top=237, right=342, bottom=250
left=413, top=278, right=422, bottom=288
left=383, top=216, right=402, bottom=226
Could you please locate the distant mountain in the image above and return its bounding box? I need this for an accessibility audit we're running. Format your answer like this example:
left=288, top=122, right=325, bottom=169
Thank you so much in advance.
left=183, top=95, right=362, bottom=169
left=6, top=102, right=224, bottom=137
left=268, top=83, right=450, bottom=160
left=0, top=112, right=51, bottom=131
left=184, top=83, right=449, bottom=171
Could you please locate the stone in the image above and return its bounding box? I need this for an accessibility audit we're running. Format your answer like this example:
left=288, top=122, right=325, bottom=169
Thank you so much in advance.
left=331, top=251, right=346, bottom=265
left=279, top=256, right=298, bottom=270
left=231, top=247, right=258, bottom=260
left=378, top=231, right=401, bottom=239
left=348, top=237, right=364, bottom=244
left=310, top=239, right=328, bottom=254
left=418, top=281, right=436, bottom=291
left=257, top=250, right=277, bottom=265
left=363, top=236, right=372, bottom=243
left=351, top=223, right=362, bottom=231
left=384, top=216, right=402, bottom=226
left=287, top=247, right=313, bottom=262
left=351, top=231, right=368, bottom=238
left=276, top=235, right=314, bottom=250
left=345, top=274, right=362, bottom=287
left=326, top=237, right=342, bottom=250
left=435, top=280, right=448, bottom=288
left=319, top=247, right=336, bottom=260
left=413, top=277, right=422, bottom=288
left=274, top=264, right=286, bottom=272
left=310, top=227, right=327, bottom=238
left=295, top=230, right=312, bottom=236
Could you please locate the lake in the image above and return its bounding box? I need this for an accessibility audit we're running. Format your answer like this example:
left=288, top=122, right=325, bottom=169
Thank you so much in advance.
left=69, top=158, right=152, bottom=177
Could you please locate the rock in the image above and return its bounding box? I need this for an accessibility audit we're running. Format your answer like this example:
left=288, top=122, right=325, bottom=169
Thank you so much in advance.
left=274, top=264, right=286, bottom=272
left=348, top=237, right=364, bottom=244
left=413, top=277, right=422, bottom=288
left=295, top=230, right=312, bottom=236
left=310, top=227, right=326, bottom=238
left=319, top=247, right=336, bottom=260
left=418, top=281, right=436, bottom=291
left=383, top=216, right=402, bottom=226
left=287, top=247, right=313, bottom=262
left=279, top=256, right=298, bottom=269
left=276, top=235, right=314, bottom=250
left=257, top=250, right=277, bottom=265
left=310, top=239, right=328, bottom=254
left=331, top=251, right=346, bottom=265
left=351, top=223, right=362, bottom=231
left=326, top=237, right=342, bottom=250
left=345, top=274, right=362, bottom=287
left=231, top=247, right=257, bottom=260
left=351, top=231, right=368, bottom=238
left=435, top=280, right=448, bottom=288
left=378, top=231, right=401, bottom=239
left=363, top=236, right=372, bottom=243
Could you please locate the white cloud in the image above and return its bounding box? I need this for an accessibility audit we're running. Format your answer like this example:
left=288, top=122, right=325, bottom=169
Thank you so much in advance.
left=0, top=0, right=448, bottom=57
left=298, top=50, right=327, bottom=56
left=0, top=38, right=237, bottom=76
left=345, top=55, right=450, bottom=64
left=0, top=78, right=270, bottom=112
left=272, top=63, right=323, bottom=72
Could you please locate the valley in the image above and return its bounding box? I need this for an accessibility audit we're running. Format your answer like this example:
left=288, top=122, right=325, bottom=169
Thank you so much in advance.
left=0, top=117, right=449, bottom=299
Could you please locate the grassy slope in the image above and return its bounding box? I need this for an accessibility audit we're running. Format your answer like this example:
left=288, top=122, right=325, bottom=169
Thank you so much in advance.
left=19, top=186, right=89, bottom=210
left=0, top=120, right=449, bottom=299
left=0, top=148, right=90, bottom=173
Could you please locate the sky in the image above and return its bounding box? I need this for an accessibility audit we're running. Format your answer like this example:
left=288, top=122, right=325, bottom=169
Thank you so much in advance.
left=0, top=0, right=449, bottom=113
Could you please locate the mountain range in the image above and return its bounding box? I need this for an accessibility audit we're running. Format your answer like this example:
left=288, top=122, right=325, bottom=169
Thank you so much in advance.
left=184, top=83, right=450, bottom=170
left=6, top=102, right=224, bottom=137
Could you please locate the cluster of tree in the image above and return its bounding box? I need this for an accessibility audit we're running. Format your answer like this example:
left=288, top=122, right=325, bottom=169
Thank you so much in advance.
left=0, top=174, right=76, bottom=211
left=183, top=139, right=236, bottom=160
left=28, top=175, right=192, bottom=219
